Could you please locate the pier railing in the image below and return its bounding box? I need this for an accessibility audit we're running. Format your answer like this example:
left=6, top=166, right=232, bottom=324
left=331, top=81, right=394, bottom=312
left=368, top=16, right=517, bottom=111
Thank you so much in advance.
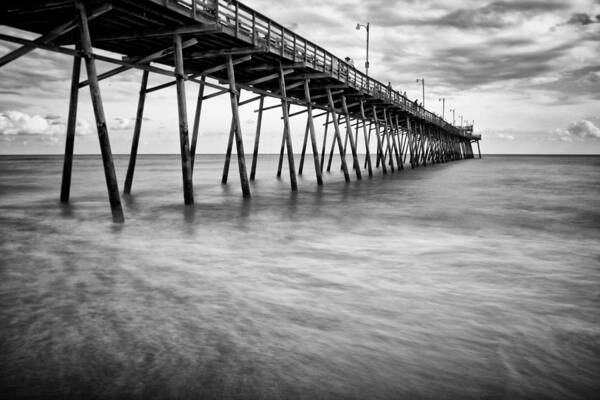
left=169, top=0, right=470, bottom=138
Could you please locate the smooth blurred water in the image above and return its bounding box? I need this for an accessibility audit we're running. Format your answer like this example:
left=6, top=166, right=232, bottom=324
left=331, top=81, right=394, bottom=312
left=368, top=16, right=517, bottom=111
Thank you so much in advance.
left=1, top=154, right=599, bottom=399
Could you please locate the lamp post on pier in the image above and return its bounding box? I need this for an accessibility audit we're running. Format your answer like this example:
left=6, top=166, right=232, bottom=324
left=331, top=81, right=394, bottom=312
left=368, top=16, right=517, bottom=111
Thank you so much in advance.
left=416, top=78, right=425, bottom=107
left=449, top=108, right=455, bottom=125
left=438, top=97, right=445, bottom=120
left=459, top=115, right=464, bottom=127
left=356, top=22, right=370, bottom=77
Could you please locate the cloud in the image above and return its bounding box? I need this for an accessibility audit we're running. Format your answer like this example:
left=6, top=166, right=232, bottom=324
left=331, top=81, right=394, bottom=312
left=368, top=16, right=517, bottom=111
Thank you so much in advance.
left=110, top=117, right=134, bottom=131
left=373, top=0, right=570, bottom=29
left=566, top=13, right=600, bottom=25
left=0, top=110, right=92, bottom=136
left=498, top=133, right=515, bottom=140
left=76, top=119, right=93, bottom=136
left=549, top=119, right=600, bottom=141
left=0, top=110, right=64, bottom=136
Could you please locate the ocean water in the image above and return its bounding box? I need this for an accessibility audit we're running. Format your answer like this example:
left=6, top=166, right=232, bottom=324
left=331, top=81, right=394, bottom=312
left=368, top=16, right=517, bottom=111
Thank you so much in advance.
left=0, top=154, right=599, bottom=399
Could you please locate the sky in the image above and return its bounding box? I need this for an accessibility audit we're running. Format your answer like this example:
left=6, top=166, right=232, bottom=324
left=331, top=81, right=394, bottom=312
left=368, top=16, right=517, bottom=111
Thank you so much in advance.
left=1, top=0, right=599, bottom=155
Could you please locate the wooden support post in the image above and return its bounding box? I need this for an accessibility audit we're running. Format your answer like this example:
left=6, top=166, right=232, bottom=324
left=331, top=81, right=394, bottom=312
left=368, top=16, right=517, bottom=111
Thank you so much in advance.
left=221, top=119, right=235, bottom=184
left=377, top=106, right=394, bottom=172
left=123, top=69, right=149, bottom=195
left=375, top=115, right=383, bottom=167
left=364, top=120, right=373, bottom=169
left=190, top=75, right=206, bottom=173
left=477, top=141, right=482, bottom=159
left=341, top=96, right=362, bottom=180
left=76, top=2, right=124, bottom=223
left=421, top=127, right=427, bottom=164
left=276, top=104, right=290, bottom=178
left=250, top=95, right=265, bottom=180
left=385, top=111, right=401, bottom=171
left=326, top=114, right=342, bottom=172
left=360, top=100, right=373, bottom=177
left=372, top=106, right=387, bottom=175
left=298, top=117, right=310, bottom=175
left=406, top=117, right=415, bottom=168
left=401, top=129, right=409, bottom=166
left=320, top=112, right=330, bottom=173
left=173, top=34, right=194, bottom=204
left=303, top=79, right=323, bottom=185
left=226, top=55, right=251, bottom=197
left=326, top=88, right=350, bottom=182
left=395, top=115, right=405, bottom=170
left=278, top=66, right=298, bottom=191
left=60, top=50, right=81, bottom=203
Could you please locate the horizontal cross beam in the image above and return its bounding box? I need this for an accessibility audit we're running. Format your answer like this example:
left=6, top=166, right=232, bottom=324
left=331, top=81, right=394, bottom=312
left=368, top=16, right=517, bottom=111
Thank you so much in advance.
left=79, top=38, right=198, bottom=88
left=0, top=3, right=112, bottom=68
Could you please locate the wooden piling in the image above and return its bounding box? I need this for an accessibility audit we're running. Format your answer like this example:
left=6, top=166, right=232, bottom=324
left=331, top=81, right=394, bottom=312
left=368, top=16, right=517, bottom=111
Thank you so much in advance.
left=326, top=89, right=350, bottom=182
left=359, top=100, right=373, bottom=177
left=278, top=66, right=298, bottom=191
left=123, top=69, right=149, bottom=195
left=226, top=55, right=251, bottom=198
left=320, top=112, right=330, bottom=173
left=303, top=79, right=323, bottom=185
left=60, top=49, right=81, bottom=203
left=276, top=103, right=290, bottom=178
left=174, top=34, right=194, bottom=204
left=298, top=117, right=310, bottom=175
left=341, top=96, right=362, bottom=180
left=221, top=119, right=235, bottom=184
left=76, top=1, right=124, bottom=222
left=326, top=114, right=341, bottom=172
left=190, top=75, right=206, bottom=173
left=249, top=95, right=264, bottom=180
left=372, top=106, right=387, bottom=175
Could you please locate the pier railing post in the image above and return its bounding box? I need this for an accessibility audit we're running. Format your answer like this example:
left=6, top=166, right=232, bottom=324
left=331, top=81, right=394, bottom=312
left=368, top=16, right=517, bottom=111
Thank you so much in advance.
left=124, top=69, right=149, bottom=195
left=174, top=34, right=194, bottom=204
left=76, top=1, right=125, bottom=222
left=249, top=95, right=264, bottom=181
left=225, top=55, right=251, bottom=198
left=303, top=79, right=323, bottom=185
left=60, top=47, right=81, bottom=203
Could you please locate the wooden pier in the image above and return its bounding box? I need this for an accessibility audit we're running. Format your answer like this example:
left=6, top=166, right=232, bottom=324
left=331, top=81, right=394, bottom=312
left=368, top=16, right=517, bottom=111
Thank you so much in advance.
left=1, top=0, right=482, bottom=222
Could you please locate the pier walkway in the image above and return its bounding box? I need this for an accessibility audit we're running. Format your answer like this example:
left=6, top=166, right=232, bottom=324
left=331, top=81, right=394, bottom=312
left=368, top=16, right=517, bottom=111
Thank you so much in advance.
left=1, top=0, right=482, bottom=222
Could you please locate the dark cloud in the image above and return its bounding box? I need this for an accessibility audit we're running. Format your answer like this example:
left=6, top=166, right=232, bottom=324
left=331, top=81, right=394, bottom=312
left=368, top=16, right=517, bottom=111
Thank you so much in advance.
left=383, top=40, right=573, bottom=89
left=528, top=65, right=600, bottom=100
left=565, top=13, right=600, bottom=25
left=369, top=0, right=570, bottom=29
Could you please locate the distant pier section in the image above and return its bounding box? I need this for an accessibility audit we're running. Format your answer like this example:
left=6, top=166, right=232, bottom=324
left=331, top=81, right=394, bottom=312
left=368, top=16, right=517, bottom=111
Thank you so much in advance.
left=1, top=0, right=482, bottom=222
